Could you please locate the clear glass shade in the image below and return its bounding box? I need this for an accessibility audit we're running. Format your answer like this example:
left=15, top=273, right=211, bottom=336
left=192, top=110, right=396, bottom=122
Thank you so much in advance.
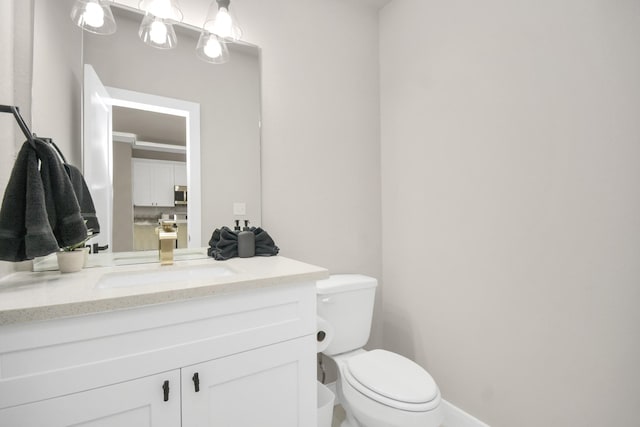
left=196, top=32, right=230, bottom=64
left=139, top=14, right=177, bottom=49
left=202, top=0, right=242, bottom=42
left=138, top=0, right=183, bottom=21
left=70, top=0, right=117, bottom=35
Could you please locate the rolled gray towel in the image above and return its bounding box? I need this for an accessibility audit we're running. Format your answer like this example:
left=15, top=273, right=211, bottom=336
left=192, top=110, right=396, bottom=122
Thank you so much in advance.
left=208, top=226, right=238, bottom=260
left=64, top=163, right=100, bottom=235
left=253, top=227, right=279, bottom=256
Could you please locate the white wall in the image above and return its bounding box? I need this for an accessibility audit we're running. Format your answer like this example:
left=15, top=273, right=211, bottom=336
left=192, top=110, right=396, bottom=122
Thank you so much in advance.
left=0, top=0, right=33, bottom=276
left=240, top=0, right=384, bottom=348
left=380, top=1, right=640, bottom=426
left=31, top=0, right=83, bottom=167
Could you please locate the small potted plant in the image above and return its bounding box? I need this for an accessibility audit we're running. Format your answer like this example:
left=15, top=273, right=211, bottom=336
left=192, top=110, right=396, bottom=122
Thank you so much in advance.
left=56, top=229, right=94, bottom=273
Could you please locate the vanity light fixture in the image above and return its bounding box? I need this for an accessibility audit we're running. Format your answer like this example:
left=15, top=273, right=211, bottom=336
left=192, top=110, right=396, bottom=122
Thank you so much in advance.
left=71, top=0, right=242, bottom=63
left=201, top=0, right=243, bottom=43
left=70, top=0, right=117, bottom=35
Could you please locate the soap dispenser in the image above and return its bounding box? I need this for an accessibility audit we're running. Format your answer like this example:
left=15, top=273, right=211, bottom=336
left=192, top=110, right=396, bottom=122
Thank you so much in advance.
left=237, top=220, right=255, bottom=258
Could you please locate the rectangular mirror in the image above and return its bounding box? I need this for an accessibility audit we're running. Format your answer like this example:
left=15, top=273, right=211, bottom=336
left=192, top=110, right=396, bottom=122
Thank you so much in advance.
left=31, top=0, right=262, bottom=265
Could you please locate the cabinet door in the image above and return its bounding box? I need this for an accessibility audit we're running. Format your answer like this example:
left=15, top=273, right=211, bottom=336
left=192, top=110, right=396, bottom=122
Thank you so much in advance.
left=153, top=162, right=176, bottom=206
left=182, top=336, right=316, bottom=427
left=0, top=370, right=180, bottom=427
left=132, top=160, right=175, bottom=207
left=132, top=159, right=154, bottom=206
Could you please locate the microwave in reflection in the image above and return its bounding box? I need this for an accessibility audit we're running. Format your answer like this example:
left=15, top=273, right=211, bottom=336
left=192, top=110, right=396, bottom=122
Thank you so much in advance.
left=174, top=185, right=187, bottom=205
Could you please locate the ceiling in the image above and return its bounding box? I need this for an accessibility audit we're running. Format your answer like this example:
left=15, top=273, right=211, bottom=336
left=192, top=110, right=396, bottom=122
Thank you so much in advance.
left=112, top=106, right=186, bottom=146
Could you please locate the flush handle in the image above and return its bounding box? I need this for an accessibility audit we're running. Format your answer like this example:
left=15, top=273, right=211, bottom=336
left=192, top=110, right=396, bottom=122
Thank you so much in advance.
left=192, top=372, right=200, bottom=392
left=162, top=380, right=170, bottom=402
left=320, top=297, right=333, bottom=304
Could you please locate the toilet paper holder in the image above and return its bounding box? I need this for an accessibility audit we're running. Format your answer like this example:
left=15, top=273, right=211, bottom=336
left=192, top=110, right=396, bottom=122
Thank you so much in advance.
left=316, top=316, right=333, bottom=353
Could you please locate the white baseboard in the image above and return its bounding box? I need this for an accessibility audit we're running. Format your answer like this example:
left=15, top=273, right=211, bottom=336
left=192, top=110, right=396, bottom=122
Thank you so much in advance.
left=441, top=399, right=490, bottom=427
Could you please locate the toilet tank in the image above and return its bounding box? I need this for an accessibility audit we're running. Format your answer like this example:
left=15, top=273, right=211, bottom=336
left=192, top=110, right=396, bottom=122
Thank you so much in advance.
left=316, top=274, right=378, bottom=356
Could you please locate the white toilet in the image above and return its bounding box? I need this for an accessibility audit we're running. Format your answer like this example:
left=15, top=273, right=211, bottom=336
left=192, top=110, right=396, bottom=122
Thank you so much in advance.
left=317, top=274, right=443, bottom=427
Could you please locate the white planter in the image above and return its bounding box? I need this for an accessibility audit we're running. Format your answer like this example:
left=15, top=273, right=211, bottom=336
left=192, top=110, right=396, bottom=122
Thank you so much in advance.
left=56, top=250, right=85, bottom=273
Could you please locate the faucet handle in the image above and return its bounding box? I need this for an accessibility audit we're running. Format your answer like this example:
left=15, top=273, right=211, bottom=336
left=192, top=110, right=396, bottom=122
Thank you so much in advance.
left=160, top=220, right=177, bottom=232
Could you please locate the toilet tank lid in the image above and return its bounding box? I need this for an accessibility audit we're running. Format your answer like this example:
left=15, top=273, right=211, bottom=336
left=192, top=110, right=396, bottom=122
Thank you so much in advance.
left=316, top=274, right=377, bottom=294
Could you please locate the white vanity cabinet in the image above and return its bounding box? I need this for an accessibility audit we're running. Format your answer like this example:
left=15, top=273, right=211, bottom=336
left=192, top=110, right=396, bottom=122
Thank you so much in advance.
left=0, top=279, right=318, bottom=427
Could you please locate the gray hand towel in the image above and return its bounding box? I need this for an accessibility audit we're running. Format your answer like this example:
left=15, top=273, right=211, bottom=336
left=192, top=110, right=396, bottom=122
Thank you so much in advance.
left=253, top=227, right=280, bottom=256
left=34, top=139, right=87, bottom=249
left=0, top=142, right=58, bottom=261
left=64, top=163, right=100, bottom=235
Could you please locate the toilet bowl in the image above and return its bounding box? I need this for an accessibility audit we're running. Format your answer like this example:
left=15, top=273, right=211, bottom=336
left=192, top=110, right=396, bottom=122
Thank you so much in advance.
left=317, top=275, right=443, bottom=427
left=332, top=349, right=443, bottom=427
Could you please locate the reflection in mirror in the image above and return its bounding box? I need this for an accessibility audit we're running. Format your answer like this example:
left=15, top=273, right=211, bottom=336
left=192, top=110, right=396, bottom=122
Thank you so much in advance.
left=31, top=1, right=262, bottom=265
left=112, top=107, right=187, bottom=253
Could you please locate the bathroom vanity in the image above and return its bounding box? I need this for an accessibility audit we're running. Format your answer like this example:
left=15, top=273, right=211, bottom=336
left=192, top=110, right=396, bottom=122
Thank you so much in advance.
left=0, top=255, right=327, bottom=426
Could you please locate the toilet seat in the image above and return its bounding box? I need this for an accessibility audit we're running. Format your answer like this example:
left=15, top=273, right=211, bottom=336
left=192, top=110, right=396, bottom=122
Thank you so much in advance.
left=344, top=350, right=441, bottom=412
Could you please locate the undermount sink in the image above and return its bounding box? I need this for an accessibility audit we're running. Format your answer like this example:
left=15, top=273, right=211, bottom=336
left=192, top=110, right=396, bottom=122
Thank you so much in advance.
left=96, top=264, right=234, bottom=289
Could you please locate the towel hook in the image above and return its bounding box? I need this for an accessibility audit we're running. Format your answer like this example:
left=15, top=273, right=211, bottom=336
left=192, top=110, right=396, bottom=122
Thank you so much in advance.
left=0, top=104, right=36, bottom=148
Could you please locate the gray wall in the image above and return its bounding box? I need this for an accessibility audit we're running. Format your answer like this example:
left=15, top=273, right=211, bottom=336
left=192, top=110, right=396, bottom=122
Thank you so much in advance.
left=380, top=0, right=640, bottom=426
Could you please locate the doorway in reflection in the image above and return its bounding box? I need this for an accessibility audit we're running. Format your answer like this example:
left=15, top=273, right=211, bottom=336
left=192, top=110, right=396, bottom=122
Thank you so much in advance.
left=111, top=107, right=188, bottom=252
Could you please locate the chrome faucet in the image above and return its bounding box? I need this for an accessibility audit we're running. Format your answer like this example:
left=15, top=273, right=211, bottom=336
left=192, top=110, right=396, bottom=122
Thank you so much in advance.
left=157, top=220, right=178, bottom=265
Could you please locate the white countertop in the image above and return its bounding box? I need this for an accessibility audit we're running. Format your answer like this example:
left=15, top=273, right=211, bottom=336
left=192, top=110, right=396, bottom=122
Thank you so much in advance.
left=0, top=252, right=328, bottom=325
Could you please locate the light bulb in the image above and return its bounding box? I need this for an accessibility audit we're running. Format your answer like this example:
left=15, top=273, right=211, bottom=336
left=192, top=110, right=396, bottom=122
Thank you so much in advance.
left=83, top=2, right=105, bottom=28
left=204, top=38, right=222, bottom=58
left=150, top=20, right=168, bottom=44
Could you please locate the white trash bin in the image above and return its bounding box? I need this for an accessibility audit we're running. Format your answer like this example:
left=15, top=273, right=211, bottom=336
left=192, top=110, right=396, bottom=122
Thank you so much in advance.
left=317, top=381, right=335, bottom=427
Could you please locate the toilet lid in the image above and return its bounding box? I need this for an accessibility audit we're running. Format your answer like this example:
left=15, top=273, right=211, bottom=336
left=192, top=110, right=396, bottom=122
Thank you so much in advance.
left=346, top=350, right=439, bottom=406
